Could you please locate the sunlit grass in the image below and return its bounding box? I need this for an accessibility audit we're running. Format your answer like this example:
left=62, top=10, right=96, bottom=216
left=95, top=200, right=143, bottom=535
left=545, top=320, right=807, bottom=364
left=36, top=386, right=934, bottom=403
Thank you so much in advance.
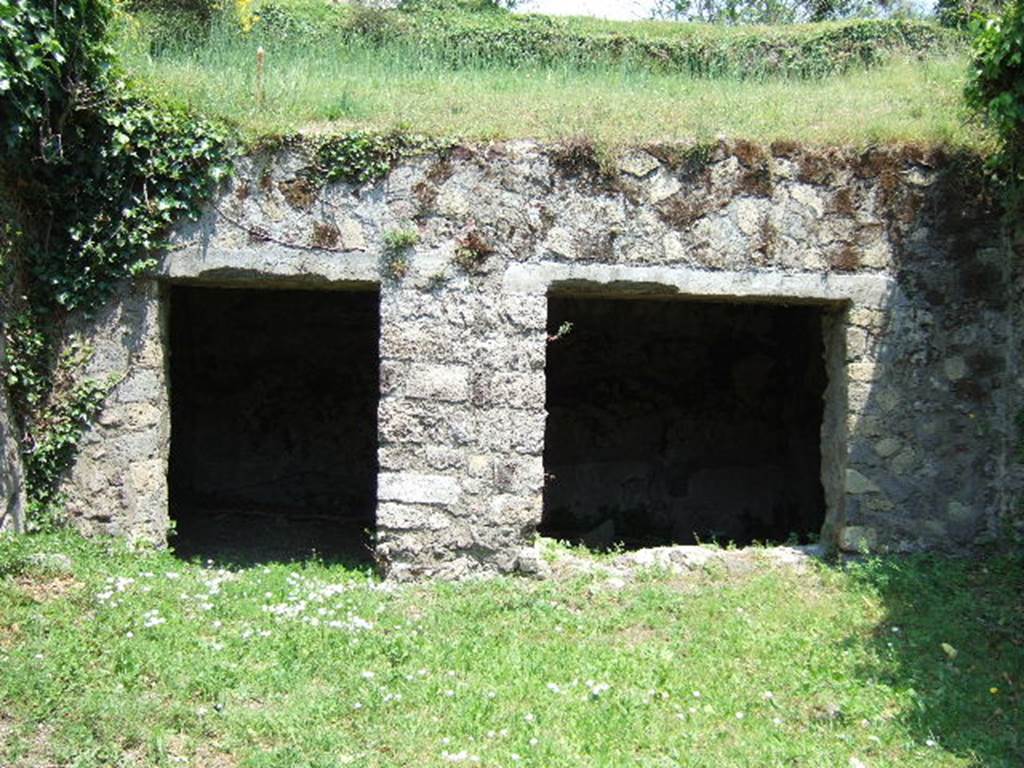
left=116, top=19, right=990, bottom=149
left=1, top=531, right=1021, bottom=767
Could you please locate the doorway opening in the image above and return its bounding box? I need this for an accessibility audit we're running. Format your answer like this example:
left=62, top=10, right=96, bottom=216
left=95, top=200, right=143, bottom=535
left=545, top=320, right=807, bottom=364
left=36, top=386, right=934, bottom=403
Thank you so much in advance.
left=541, top=294, right=829, bottom=550
left=168, top=285, right=380, bottom=565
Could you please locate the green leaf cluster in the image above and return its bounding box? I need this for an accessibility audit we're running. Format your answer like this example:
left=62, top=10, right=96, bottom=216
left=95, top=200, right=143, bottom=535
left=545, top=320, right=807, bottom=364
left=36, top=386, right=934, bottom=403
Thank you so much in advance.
left=381, top=227, right=419, bottom=281
left=966, top=0, right=1024, bottom=200
left=0, top=0, right=113, bottom=151
left=20, top=348, right=115, bottom=531
left=311, top=130, right=443, bottom=185
left=21, top=85, right=231, bottom=313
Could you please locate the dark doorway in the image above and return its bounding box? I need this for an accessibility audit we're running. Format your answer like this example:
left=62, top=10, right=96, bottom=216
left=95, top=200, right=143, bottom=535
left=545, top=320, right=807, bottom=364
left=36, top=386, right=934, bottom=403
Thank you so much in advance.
left=541, top=295, right=828, bottom=550
left=168, top=286, right=380, bottom=565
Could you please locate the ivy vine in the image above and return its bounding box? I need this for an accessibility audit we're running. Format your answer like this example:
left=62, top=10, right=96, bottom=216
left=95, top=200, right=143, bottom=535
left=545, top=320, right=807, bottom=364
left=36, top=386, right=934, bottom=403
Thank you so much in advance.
left=966, top=0, right=1024, bottom=217
left=310, top=130, right=449, bottom=185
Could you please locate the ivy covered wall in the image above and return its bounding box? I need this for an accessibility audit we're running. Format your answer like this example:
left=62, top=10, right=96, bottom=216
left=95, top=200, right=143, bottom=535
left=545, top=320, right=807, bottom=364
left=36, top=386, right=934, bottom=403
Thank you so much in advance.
left=0, top=0, right=230, bottom=529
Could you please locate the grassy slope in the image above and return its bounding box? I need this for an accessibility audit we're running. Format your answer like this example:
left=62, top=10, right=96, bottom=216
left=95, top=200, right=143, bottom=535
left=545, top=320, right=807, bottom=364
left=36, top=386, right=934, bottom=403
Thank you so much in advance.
left=122, top=41, right=978, bottom=147
left=1, top=532, right=1021, bottom=767
left=114, top=7, right=989, bottom=149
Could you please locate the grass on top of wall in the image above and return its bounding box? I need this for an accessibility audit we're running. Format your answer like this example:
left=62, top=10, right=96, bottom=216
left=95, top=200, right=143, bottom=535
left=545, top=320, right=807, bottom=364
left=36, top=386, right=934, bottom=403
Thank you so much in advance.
left=0, top=531, right=1022, bottom=767
left=116, top=14, right=988, bottom=150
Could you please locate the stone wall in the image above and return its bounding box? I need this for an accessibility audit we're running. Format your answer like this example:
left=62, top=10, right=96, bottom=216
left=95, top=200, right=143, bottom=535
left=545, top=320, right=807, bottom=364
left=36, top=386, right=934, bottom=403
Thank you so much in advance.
left=1008, top=228, right=1024, bottom=540
left=55, top=139, right=1021, bottom=577
left=0, top=330, right=25, bottom=533
left=61, top=283, right=169, bottom=542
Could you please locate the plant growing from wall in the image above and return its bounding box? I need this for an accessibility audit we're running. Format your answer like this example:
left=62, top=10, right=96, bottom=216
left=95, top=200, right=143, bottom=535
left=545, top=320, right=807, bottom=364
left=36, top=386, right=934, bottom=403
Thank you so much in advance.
left=311, top=131, right=447, bottom=185
left=20, top=345, right=118, bottom=531
left=382, top=228, right=419, bottom=280
left=452, top=225, right=494, bottom=273
left=547, top=321, right=574, bottom=343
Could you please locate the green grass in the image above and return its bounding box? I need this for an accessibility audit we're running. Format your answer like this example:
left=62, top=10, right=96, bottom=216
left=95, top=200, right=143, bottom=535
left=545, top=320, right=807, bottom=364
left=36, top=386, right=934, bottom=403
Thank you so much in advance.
left=115, top=14, right=989, bottom=149
left=1, top=531, right=1021, bottom=767
left=261, top=0, right=955, bottom=45
left=227, top=2, right=963, bottom=77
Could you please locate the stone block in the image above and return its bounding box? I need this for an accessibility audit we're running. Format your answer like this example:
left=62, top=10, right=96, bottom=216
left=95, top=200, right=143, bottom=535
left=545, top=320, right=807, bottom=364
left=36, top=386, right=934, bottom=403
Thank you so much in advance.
left=491, top=455, right=544, bottom=495
left=499, top=294, right=547, bottom=330
left=487, top=494, right=542, bottom=527
left=337, top=217, right=367, bottom=251
left=466, top=454, right=491, bottom=478
left=384, top=362, right=470, bottom=403
left=648, top=173, right=682, bottom=204
left=378, top=399, right=474, bottom=447
left=873, top=437, right=902, bottom=458
left=946, top=500, right=975, bottom=524
left=618, top=151, right=660, bottom=178
left=378, top=472, right=461, bottom=505
left=380, top=322, right=473, bottom=364
left=846, top=469, right=880, bottom=494
left=943, top=356, right=968, bottom=381
left=0, top=378, right=25, bottom=534
left=890, top=448, right=918, bottom=476
left=515, top=546, right=552, bottom=578
left=838, top=525, right=878, bottom=553
left=377, top=503, right=452, bottom=531
left=848, top=306, right=887, bottom=332
left=471, top=371, right=545, bottom=410
left=470, top=335, right=546, bottom=373
left=115, top=369, right=164, bottom=404
left=474, top=408, right=545, bottom=455
left=848, top=361, right=882, bottom=383
left=426, top=447, right=465, bottom=471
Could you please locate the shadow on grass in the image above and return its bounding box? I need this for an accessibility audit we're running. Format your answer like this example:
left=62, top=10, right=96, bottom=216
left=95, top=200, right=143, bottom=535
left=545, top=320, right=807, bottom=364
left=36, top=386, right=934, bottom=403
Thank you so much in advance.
left=850, top=552, right=1024, bottom=767
left=168, top=509, right=377, bottom=572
